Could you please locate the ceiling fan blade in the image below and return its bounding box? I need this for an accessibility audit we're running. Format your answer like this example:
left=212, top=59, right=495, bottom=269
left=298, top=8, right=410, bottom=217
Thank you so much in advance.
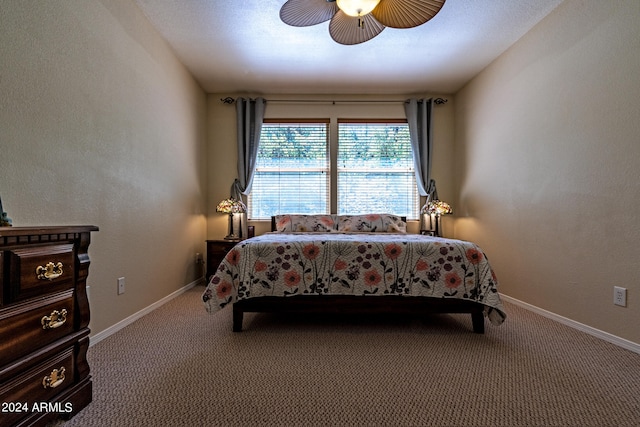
left=329, top=11, right=385, bottom=45
left=372, top=0, right=446, bottom=29
left=280, top=0, right=339, bottom=27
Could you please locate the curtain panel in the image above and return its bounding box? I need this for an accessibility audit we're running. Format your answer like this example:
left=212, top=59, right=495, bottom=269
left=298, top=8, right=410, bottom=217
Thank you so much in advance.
left=232, top=97, right=267, bottom=201
left=404, top=98, right=434, bottom=197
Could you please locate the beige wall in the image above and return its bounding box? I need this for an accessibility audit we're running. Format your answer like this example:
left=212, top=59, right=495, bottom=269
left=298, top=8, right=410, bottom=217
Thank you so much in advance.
left=0, top=0, right=208, bottom=336
left=207, top=94, right=456, bottom=238
left=454, top=0, right=640, bottom=343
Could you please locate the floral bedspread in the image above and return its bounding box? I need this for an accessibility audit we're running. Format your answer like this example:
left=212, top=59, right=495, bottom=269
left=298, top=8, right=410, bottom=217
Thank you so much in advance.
left=202, top=233, right=506, bottom=325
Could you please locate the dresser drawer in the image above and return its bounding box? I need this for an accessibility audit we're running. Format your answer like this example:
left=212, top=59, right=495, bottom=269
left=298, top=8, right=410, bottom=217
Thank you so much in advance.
left=8, top=244, right=75, bottom=302
left=0, top=290, right=75, bottom=367
left=0, top=348, right=75, bottom=427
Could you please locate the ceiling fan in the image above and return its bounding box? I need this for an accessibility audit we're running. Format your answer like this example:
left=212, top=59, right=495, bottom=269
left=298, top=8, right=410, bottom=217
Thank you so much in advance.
left=280, top=0, right=446, bottom=45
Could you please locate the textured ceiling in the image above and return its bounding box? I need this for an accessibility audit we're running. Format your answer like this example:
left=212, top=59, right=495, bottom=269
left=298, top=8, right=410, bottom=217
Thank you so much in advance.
left=134, top=0, right=564, bottom=95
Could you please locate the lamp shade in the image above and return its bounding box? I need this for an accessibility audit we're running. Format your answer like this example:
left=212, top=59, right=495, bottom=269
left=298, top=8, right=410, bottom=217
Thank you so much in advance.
left=216, top=198, right=246, bottom=214
left=421, top=200, right=452, bottom=216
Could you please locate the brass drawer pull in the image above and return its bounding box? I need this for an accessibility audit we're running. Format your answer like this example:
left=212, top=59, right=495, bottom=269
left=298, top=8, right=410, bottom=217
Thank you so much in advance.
left=42, top=366, right=66, bottom=389
left=36, top=262, right=64, bottom=280
left=41, top=309, right=68, bottom=329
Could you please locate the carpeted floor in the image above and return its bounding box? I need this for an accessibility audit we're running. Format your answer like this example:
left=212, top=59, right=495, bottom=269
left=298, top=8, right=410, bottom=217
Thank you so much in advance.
left=52, top=286, right=640, bottom=427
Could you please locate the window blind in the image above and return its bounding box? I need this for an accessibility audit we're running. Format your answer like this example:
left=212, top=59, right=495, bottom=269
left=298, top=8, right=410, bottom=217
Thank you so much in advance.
left=249, top=121, right=329, bottom=219
left=337, top=120, right=418, bottom=219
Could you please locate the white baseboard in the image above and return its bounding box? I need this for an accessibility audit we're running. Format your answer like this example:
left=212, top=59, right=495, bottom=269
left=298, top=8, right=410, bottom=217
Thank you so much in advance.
left=500, top=294, right=640, bottom=355
left=89, top=278, right=204, bottom=347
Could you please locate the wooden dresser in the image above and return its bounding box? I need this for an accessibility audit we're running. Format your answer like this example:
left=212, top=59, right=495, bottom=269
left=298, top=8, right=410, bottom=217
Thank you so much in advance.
left=0, top=226, right=98, bottom=427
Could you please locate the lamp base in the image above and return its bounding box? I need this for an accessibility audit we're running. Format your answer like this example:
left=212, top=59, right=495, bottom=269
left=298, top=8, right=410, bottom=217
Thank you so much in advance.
left=420, top=213, right=441, bottom=237
left=225, top=212, right=246, bottom=241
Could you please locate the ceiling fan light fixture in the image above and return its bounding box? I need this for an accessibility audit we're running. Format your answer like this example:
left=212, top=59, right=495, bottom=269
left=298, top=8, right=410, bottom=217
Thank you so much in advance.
left=336, top=0, right=381, bottom=17
left=280, top=0, right=446, bottom=45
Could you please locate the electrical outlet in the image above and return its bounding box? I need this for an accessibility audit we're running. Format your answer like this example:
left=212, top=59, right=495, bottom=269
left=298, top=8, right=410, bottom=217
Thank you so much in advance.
left=117, top=277, right=125, bottom=295
left=195, top=252, right=203, bottom=264
left=613, top=286, right=626, bottom=307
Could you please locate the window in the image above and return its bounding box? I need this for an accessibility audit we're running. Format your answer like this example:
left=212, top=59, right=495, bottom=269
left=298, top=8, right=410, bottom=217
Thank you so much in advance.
left=338, top=120, right=418, bottom=218
left=249, top=119, right=418, bottom=220
left=249, top=120, right=329, bottom=219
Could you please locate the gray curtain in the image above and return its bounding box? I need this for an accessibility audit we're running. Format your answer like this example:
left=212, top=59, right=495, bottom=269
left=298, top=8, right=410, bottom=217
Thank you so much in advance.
left=232, top=97, right=266, bottom=200
left=404, top=98, right=434, bottom=197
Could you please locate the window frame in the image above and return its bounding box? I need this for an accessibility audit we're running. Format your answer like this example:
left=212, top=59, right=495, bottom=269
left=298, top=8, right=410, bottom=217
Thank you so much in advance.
left=249, top=118, right=419, bottom=220
left=336, top=119, right=418, bottom=218
left=248, top=119, right=330, bottom=220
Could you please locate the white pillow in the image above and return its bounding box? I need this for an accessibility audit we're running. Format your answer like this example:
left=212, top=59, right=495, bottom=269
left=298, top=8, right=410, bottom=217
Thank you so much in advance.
left=337, top=214, right=406, bottom=232
left=274, top=214, right=337, bottom=232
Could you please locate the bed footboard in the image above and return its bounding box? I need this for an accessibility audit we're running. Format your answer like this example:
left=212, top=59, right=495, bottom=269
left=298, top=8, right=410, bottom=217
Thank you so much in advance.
left=232, top=296, right=485, bottom=333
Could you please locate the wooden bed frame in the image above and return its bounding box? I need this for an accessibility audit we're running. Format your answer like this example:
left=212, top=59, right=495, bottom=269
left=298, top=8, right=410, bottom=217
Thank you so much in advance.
left=231, top=217, right=486, bottom=334
left=233, top=296, right=485, bottom=333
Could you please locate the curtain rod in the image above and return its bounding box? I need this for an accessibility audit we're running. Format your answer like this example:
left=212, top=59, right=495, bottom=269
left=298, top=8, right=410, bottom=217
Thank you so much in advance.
left=220, top=97, right=448, bottom=105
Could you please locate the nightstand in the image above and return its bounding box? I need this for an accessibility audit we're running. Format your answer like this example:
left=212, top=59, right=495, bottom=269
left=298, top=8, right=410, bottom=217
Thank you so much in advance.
left=206, top=240, right=241, bottom=282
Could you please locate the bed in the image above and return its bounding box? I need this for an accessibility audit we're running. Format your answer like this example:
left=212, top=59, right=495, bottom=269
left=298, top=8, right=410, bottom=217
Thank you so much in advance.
left=203, top=214, right=506, bottom=333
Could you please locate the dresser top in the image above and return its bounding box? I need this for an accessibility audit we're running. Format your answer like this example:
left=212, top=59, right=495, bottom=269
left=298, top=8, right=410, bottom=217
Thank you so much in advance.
left=0, top=225, right=99, bottom=237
